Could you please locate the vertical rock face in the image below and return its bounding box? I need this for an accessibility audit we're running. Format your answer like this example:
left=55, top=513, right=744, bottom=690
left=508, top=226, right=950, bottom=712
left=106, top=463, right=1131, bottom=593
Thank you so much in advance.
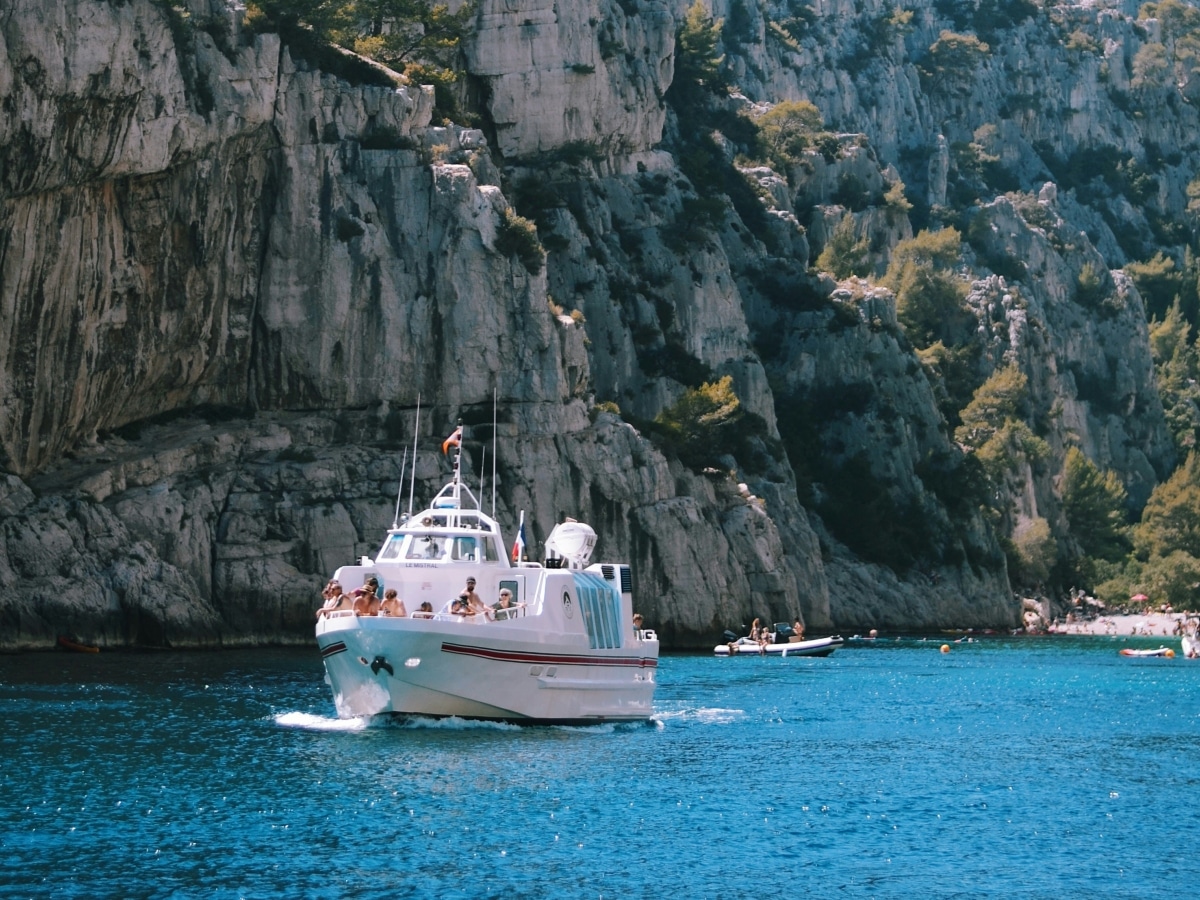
left=0, top=0, right=281, bottom=475
left=3, top=0, right=1188, bottom=649
left=465, top=0, right=674, bottom=159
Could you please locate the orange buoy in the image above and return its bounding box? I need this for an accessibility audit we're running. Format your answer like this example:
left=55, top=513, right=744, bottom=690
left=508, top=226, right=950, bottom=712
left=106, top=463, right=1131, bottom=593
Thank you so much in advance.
left=940, top=644, right=950, bottom=653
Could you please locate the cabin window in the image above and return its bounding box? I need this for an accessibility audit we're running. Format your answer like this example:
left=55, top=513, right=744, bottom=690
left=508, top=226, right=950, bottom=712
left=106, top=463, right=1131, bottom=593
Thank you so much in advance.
left=407, top=535, right=445, bottom=560
left=378, top=535, right=405, bottom=561
left=451, top=537, right=478, bottom=561
left=499, top=579, right=519, bottom=604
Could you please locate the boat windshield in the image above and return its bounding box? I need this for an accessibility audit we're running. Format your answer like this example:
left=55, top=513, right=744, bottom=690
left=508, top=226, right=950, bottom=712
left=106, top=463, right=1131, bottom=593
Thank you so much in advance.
left=380, top=533, right=502, bottom=563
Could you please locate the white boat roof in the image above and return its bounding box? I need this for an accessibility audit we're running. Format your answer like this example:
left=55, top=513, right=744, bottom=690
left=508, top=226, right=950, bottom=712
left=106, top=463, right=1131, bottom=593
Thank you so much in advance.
left=395, top=480, right=502, bottom=534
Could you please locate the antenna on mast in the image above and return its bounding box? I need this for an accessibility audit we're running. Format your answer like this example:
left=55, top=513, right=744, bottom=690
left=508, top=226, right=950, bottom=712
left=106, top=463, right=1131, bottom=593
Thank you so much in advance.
left=392, top=447, right=408, bottom=529
left=491, top=387, right=498, bottom=517
left=407, top=394, right=421, bottom=520
left=479, top=446, right=486, bottom=502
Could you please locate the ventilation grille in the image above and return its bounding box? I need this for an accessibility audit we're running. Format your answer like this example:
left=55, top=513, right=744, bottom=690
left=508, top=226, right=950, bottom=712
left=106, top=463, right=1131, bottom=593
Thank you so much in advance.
left=620, top=566, right=632, bottom=594
left=601, top=564, right=615, bottom=580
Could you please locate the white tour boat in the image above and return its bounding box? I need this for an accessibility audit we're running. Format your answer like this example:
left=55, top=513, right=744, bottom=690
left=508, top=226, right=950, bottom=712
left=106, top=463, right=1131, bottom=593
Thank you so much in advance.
left=315, top=440, right=659, bottom=724
left=713, top=635, right=843, bottom=657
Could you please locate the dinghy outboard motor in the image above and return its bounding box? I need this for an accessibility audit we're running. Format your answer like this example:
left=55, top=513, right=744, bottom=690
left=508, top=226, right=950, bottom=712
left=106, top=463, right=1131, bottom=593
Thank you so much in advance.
left=722, top=630, right=739, bottom=643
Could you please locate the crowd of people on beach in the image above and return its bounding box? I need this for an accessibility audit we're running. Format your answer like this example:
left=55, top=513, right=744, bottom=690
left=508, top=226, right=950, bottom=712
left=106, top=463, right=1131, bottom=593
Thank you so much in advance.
left=315, top=575, right=522, bottom=621
left=1048, top=610, right=1200, bottom=636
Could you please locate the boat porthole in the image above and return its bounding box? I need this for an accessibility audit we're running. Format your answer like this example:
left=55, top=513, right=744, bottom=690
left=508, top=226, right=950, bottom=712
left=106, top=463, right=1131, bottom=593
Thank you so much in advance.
left=530, top=665, right=543, bottom=676
left=357, top=656, right=369, bottom=666
left=546, top=666, right=557, bottom=677
left=562, top=591, right=574, bottom=618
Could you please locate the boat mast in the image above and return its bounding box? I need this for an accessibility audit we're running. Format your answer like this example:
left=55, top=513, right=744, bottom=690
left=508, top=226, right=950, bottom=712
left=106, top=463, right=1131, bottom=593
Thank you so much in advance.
left=451, top=418, right=463, bottom=509
left=392, top=447, right=408, bottom=529
left=407, top=394, right=421, bottom=520
left=491, top=387, right=498, bottom=517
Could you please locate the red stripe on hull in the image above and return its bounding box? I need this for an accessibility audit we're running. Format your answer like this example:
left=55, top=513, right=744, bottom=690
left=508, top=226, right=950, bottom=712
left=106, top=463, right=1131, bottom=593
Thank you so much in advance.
left=441, top=642, right=657, bottom=668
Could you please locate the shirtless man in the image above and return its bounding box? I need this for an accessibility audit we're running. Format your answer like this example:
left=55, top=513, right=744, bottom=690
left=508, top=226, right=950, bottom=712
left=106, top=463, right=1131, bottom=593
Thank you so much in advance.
left=380, top=588, right=407, bottom=617
left=462, top=577, right=487, bottom=616
left=352, top=577, right=382, bottom=616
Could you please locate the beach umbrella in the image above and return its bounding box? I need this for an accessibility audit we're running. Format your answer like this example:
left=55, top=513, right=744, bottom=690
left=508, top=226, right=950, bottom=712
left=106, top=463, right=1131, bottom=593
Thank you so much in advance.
left=1131, top=593, right=1149, bottom=601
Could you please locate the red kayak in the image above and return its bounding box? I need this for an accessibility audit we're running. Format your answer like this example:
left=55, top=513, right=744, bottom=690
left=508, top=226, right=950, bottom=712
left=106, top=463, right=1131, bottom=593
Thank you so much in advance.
left=57, top=635, right=99, bottom=653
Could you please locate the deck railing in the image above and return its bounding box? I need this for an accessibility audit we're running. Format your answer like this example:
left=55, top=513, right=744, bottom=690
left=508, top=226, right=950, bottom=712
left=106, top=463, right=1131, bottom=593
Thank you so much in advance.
left=324, top=608, right=527, bottom=623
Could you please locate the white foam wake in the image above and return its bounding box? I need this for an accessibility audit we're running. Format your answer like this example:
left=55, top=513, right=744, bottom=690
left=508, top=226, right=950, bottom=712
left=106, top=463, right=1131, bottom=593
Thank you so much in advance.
left=653, top=707, right=745, bottom=725
left=273, top=711, right=371, bottom=731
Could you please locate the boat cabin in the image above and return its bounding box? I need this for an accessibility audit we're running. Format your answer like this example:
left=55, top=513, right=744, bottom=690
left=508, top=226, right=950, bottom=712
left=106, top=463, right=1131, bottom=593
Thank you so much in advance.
left=376, top=519, right=506, bottom=565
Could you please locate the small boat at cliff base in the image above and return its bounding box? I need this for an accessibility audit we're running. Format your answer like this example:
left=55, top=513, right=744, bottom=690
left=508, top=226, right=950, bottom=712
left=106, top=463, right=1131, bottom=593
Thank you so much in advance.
left=315, top=429, right=659, bottom=724
left=1119, top=646, right=1175, bottom=658
left=714, top=632, right=843, bottom=657
left=56, top=634, right=99, bottom=653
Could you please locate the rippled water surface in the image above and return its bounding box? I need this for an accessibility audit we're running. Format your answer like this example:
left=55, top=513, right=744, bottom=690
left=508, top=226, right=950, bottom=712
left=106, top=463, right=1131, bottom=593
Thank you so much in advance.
left=2, top=636, right=1198, bottom=898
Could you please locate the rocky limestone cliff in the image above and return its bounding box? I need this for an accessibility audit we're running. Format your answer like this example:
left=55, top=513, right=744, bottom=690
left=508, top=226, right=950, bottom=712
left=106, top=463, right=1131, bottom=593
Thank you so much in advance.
left=465, top=0, right=674, bottom=158
left=0, top=0, right=836, bottom=650
left=2, top=0, right=1190, bottom=650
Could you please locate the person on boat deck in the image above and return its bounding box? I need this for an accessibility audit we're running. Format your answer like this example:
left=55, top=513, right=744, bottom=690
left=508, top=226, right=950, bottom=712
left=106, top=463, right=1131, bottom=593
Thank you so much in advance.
left=792, top=619, right=805, bottom=641
left=418, top=601, right=434, bottom=616
left=316, top=580, right=347, bottom=618
left=380, top=588, right=407, bottom=617
left=751, top=618, right=772, bottom=649
left=632, top=613, right=644, bottom=635
left=423, top=537, right=440, bottom=559
left=462, top=578, right=487, bottom=616
left=451, top=594, right=472, bottom=616
left=492, top=589, right=522, bottom=618
left=352, top=578, right=381, bottom=616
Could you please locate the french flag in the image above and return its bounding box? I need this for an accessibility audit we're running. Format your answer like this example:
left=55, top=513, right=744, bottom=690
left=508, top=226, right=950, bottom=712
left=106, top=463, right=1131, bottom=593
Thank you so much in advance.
left=512, top=511, right=526, bottom=562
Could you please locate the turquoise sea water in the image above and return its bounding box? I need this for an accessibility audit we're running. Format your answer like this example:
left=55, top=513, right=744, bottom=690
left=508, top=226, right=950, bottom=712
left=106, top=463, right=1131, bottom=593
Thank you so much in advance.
left=2, top=636, right=1198, bottom=899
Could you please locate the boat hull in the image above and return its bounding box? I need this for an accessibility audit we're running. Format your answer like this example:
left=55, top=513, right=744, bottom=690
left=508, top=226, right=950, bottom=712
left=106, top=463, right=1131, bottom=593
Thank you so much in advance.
left=57, top=635, right=99, bottom=653
left=318, top=614, right=658, bottom=723
left=1182, top=634, right=1199, bottom=659
left=713, top=636, right=843, bottom=657
left=1119, top=646, right=1175, bottom=657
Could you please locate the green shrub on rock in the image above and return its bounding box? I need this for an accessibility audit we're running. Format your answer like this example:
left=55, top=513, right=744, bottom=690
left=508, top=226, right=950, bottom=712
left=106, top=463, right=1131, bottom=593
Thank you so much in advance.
left=495, top=208, right=545, bottom=275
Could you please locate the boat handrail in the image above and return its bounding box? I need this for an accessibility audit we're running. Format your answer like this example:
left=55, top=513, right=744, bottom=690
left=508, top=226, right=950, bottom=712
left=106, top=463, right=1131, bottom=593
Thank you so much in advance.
left=635, top=629, right=658, bottom=642
left=327, top=608, right=527, bottom=624
left=427, top=611, right=489, bottom=624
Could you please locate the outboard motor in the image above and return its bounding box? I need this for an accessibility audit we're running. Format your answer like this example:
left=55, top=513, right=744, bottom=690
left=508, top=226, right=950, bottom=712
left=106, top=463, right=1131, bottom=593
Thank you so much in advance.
left=722, top=630, right=740, bottom=643
left=774, top=623, right=795, bottom=640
